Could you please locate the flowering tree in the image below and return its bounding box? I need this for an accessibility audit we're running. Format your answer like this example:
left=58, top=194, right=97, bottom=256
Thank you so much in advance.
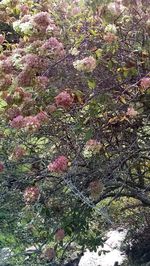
left=0, top=0, right=150, bottom=265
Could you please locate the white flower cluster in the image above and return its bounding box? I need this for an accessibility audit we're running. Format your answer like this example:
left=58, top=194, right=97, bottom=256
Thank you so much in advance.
left=73, top=56, right=96, bottom=72
left=11, top=54, right=23, bottom=70
left=13, top=21, right=33, bottom=36
left=108, top=2, right=126, bottom=17
left=105, top=24, right=117, bottom=34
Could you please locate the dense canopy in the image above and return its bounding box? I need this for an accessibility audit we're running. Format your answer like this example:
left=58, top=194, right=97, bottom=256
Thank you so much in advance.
left=0, top=0, right=149, bottom=265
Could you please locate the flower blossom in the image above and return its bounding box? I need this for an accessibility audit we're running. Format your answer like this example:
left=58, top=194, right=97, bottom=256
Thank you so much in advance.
left=140, top=77, right=150, bottom=90
left=105, top=24, right=117, bottom=34
left=0, top=75, right=12, bottom=90
left=5, top=95, right=13, bottom=105
left=126, top=107, right=138, bottom=117
left=23, top=116, right=41, bottom=131
left=3, top=93, right=13, bottom=105
left=22, top=54, right=39, bottom=68
left=33, top=12, right=52, bottom=30
left=35, top=76, right=49, bottom=90
left=17, top=69, right=32, bottom=87
left=89, top=180, right=104, bottom=199
left=55, top=91, right=74, bottom=109
left=19, top=4, right=29, bottom=15
left=55, top=228, right=65, bottom=241
left=6, top=107, right=21, bottom=120
left=11, top=146, right=26, bottom=160
left=20, top=15, right=31, bottom=23
left=36, top=111, right=48, bottom=123
left=41, top=37, right=65, bottom=57
left=0, top=59, right=13, bottom=74
left=46, top=23, right=58, bottom=35
left=85, top=139, right=102, bottom=153
left=42, top=247, right=55, bottom=261
left=14, top=87, right=31, bottom=101
left=46, top=104, right=57, bottom=114
left=48, top=156, right=68, bottom=173
left=13, top=20, right=33, bottom=35
left=20, top=98, right=36, bottom=116
left=10, top=115, right=24, bottom=129
left=71, top=6, right=81, bottom=16
left=23, top=186, right=40, bottom=204
left=103, top=32, right=118, bottom=43
left=107, top=2, right=126, bottom=16
left=73, top=56, right=96, bottom=72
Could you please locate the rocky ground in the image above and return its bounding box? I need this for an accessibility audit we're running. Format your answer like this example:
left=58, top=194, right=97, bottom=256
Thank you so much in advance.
left=79, top=229, right=127, bottom=266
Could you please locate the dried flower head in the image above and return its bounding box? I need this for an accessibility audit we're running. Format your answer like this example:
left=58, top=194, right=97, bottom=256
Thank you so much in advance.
left=55, top=91, right=74, bottom=109
left=24, top=186, right=40, bottom=204
left=55, top=228, right=65, bottom=241
left=140, top=77, right=150, bottom=90
left=48, top=156, right=68, bottom=173
left=73, top=56, right=96, bottom=72
left=126, top=107, right=138, bottom=117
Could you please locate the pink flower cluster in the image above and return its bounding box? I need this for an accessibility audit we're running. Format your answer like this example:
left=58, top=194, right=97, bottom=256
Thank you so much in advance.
left=19, top=4, right=29, bottom=15
left=12, top=146, right=26, bottom=160
left=10, top=115, right=24, bottom=129
left=22, top=54, right=39, bottom=68
left=48, top=156, right=68, bottom=173
left=5, top=95, right=13, bottom=105
left=0, top=162, right=4, bottom=172
left=17, top=70, right=32, bottom=87
left=33, top=12, right=52, bottom=30
left=46, top=23, right=58, bottom=35
left=71, top=6, right=81, bottom=16
left=85, top=139, right=102, bottom=153
left=107, top=1, right=125, bottom=16
left=3, top=87, right=31, bottom=106
left=42, top=37, right=65, bottom=57
left=89, top=180, right=104, bottom=199
left=55, top=91, right=74, bottom=109
left=140, top=77, right=150, bottom=90
left=82, top=56, right=96, bottom=72
left=43, top=247, right=55, bottom=261
left=17, top=54, right=49, bottom=86
left=23, top=116, right=41, bottom=131
left=33, top=12, right=58, bottom=35
left=126, top=107, right=138, bottom=117
left=6, top=107, right=21, bottom=120
left=28, top=40, right=43, bottom=50
left=10, top=113, right=48, bottom=130
left=24, top=186, right=40, bottom=204
left=0, top=75, right=12, bottom=90
left=46, top=104, right=57, bottom=114
left=55, top=228, right=65, bottom=241
left=104, top=32, right=118, bottom=43
left=0, top=59, right=13, bottom=74
left=13, top=87, right=31, bottom=102
left=35, top=76, right=49, bottom=90
left=36, top=111, right=48, bottom=123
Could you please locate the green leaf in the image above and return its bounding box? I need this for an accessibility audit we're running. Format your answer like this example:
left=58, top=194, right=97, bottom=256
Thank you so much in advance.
left=84, top=129, right=93, bottom=141
left=88, top=79, right=96, bottom=90
left=0, top=98, right=7, bottom=110
left=95, top=48, right=103, bottom=59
